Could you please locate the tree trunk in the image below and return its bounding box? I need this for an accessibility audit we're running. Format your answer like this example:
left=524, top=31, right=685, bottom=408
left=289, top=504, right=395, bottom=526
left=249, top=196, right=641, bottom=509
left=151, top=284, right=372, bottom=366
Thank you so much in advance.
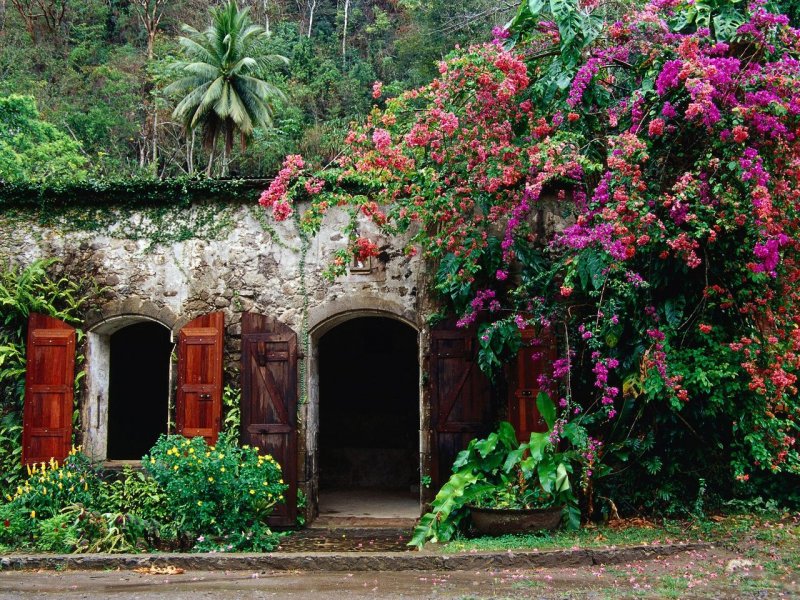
left=151, top=108, right=158, bottom=167
left=206, top=137, right=216, bottom=177
left=307, top=0, right=316, bottom=38
left=263, top=0, right=269, bottom=35
left=221, top=144, right=229, bottom=178
left=341, top=0, right=349, bottom=69
left=187, top=130, right=195, bottom=175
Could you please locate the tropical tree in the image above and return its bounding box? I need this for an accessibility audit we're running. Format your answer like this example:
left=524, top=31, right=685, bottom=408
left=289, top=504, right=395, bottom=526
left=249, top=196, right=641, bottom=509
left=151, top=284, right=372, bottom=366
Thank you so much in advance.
left=165, top=1, right=287, bottom=176
left=0, top=94, right=87, bottom=183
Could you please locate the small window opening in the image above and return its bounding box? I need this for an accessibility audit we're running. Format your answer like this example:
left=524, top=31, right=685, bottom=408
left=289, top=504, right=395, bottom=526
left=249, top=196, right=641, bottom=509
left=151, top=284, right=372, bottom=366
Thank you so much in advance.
left=106, top=322, right=172, bottom=460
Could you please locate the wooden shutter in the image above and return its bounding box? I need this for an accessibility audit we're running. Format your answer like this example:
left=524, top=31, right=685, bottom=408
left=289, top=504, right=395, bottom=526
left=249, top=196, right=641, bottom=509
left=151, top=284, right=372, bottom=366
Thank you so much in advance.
left=22, top=313, right=76, bottom=465
left=176, top=312, right=224, bottom=445
left=508, top=328, right=556, bottom=442
left=429, top=320, right=493, bottom=491
left=241, top=313, right=297, bottom=527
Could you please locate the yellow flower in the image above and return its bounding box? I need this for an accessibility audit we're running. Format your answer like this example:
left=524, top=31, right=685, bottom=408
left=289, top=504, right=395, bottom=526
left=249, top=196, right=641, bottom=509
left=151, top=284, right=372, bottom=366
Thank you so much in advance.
left=208, top=477, right=214, bottom=482
left=30, top=511, right=35, bottom=519
left=173, top=465, right=179, bottom=470
left=220, top=467, right=225, bottom=472
left=150, top=457, right=156, bottom=464
left=217, top=453, right=224, bottom=459
left=197, top=501, right=203, bottom=506
left=249, top=489, right=255, bottom=495
left=189, top=448, right=195, bottom=454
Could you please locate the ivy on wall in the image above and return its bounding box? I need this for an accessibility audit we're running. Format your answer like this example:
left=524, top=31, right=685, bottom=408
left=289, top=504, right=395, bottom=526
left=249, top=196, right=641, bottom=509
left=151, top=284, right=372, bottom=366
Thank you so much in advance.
left=0, top=178, right=268, bottom=249
left=0, top=177, right=265, bottom=208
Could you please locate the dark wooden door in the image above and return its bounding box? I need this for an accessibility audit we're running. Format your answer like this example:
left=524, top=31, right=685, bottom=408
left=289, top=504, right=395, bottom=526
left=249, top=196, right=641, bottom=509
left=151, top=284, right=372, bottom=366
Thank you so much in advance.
left=22, top=313, right=76, bottom=465
left=241, top=313, right=297, bottom=527
left=508, top=328, right=556, bottom=442
left=429, top=320, right=493, bottom=491
left=176, top=312, right=224, bottom=445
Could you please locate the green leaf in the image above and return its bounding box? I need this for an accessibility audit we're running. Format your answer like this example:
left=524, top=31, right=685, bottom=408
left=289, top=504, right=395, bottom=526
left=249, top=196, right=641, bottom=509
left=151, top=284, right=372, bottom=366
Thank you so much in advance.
left=664, top=297, right=685, bottom=327
left=528, top=0, right=547, bottom=14
left=538, top=459, right=557, bottom=492
left=536, top=392, right=557, bottom=430
left=555, top=463, right=571, bottom=493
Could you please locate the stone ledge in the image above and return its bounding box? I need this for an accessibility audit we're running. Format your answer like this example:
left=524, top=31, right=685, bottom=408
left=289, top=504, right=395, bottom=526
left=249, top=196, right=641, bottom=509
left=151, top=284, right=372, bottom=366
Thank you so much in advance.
left=0, top=542, right=710, bottom=572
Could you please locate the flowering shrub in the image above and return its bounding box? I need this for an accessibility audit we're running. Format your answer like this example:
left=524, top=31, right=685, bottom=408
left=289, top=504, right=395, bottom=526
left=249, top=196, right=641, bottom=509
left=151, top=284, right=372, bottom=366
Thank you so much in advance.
left=3, top=450, right=102, bottom=522
left=0, top=448, right=137, bottom=552
left=143, top=435, right=287, bottom=551
left=259, top=0, right=800, bottom=512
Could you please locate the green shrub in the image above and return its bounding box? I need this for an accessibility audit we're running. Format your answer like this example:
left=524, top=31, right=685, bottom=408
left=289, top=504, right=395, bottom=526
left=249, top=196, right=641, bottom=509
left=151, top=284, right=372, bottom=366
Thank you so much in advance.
left=8, top=451, right=103, bottom=521
left=143, top=435, right=287, bottom=551
left=99, top=467, right=169, bottom=524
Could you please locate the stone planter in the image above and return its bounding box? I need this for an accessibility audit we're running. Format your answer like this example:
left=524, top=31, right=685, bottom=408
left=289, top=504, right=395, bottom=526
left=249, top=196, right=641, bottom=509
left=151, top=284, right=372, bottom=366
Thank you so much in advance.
left=469, top=505, right=563, bottom=535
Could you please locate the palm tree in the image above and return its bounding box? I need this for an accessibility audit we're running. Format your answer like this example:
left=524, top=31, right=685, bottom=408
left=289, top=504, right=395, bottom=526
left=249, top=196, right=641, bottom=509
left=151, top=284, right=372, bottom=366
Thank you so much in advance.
left=165, top=1, right=287, bottom=176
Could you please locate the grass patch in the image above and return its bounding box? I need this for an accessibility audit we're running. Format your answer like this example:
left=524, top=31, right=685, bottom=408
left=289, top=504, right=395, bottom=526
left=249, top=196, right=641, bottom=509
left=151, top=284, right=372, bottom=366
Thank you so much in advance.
left=439, top=520, right=689, bottom=553
left=437, top=513, right=800, bottom=556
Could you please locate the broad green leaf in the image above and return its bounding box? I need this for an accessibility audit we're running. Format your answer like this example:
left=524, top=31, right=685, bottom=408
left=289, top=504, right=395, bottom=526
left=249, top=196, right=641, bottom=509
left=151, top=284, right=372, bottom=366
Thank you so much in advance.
left=555, top=462, right=571, bottom=493
left=664, top=297, right=685, bottom=326
left=536, top=391, right=557, bottom=430
left=528, top=0, right=547, bottom=14
left=538, top=459, right=557, bottom=492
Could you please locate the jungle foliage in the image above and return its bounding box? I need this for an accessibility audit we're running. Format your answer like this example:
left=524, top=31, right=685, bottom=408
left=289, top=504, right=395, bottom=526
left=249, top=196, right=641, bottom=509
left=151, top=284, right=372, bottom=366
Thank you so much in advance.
left=0, top=0, right=517, bottom=182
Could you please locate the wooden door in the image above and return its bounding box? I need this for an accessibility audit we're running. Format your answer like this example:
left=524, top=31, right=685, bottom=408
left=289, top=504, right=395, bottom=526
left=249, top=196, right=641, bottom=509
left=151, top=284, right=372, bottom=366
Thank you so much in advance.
left=176, top=312, right=224, bottom=445
left=429, top=320, right=493, bottom=491
left=241, top=313, right=297, bottom=527
left=508, top=328, right=556, bottom=442
left=22, top=313, right=76, bottom=465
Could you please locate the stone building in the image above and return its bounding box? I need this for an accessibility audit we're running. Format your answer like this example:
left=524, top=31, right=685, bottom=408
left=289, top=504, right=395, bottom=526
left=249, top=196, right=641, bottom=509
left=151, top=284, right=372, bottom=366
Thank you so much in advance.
left=1, top=188, right=556, bottom=525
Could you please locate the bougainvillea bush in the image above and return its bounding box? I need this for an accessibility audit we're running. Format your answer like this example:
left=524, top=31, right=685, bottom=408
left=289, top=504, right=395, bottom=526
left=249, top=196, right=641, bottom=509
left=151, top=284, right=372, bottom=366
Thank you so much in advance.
left=260, top=0, right=800, bottom=514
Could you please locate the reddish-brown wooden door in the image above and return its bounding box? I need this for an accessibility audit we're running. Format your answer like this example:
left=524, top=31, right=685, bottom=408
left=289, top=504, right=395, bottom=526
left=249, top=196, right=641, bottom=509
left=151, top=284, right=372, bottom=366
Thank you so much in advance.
left=176, top=312, right=224, bottom=445
left=241, top=313, right=297, bottom=527
left=429, top=320, right=493, bottom=491
left=22, top=313, right=76, bottom=465
left=508, top=328, right=556, bottom=442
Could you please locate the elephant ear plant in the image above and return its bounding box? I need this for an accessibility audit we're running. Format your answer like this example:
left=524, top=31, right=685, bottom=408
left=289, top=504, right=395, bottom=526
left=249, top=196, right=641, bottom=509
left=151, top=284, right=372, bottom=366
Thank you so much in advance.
left=410, top=393, right=580, bottom=548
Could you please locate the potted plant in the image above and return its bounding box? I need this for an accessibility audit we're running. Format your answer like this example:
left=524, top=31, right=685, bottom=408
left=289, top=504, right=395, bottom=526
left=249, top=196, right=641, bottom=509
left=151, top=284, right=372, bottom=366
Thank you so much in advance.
left=410, top=393, right=580, bottom=547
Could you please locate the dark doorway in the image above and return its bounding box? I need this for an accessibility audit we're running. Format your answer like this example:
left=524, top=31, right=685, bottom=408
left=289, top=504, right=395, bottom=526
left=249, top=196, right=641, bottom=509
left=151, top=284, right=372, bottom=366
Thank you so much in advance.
left=319, top=317, right=419, bottom=493
left=107, top=322, right=171, bottom=460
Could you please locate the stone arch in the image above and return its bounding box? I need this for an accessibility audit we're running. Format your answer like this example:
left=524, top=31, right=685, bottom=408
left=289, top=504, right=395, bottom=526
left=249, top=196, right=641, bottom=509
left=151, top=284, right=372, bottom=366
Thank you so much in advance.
left=303, top=297, right=423, bottom=522
left=308, top=295, right=420, bottom=338
left=83, top=301, right=178, bottom=462
left=84, top=299, right=180, bottom=336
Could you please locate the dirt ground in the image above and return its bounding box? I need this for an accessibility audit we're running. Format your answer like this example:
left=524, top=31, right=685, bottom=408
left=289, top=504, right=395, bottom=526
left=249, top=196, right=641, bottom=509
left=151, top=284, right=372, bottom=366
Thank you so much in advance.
left=0, top=544, right=797, bottom=599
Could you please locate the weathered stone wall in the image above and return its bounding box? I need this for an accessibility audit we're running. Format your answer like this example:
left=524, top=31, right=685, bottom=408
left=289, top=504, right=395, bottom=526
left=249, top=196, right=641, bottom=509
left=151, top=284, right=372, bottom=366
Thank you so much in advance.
left=0, top=199, right=427, bottom=520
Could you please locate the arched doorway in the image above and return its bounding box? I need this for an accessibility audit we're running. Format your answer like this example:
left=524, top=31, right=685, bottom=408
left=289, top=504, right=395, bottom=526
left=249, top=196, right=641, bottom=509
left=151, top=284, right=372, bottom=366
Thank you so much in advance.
left=317, top=317, right=419, bottom=518
left=106, top=321, right=172, bottom=459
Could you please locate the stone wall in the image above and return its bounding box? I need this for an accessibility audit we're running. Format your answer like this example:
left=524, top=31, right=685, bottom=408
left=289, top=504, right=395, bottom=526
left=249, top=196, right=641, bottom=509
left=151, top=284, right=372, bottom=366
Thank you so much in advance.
left=0, top=199, right=427, bottom=520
